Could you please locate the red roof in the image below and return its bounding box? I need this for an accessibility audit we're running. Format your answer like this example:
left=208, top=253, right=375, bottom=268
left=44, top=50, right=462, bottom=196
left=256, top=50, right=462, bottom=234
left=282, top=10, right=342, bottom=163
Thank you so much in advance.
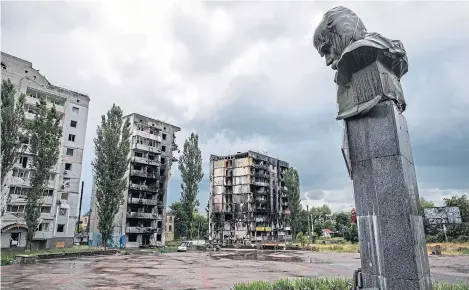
left=323, top=228, right=334, bottom=233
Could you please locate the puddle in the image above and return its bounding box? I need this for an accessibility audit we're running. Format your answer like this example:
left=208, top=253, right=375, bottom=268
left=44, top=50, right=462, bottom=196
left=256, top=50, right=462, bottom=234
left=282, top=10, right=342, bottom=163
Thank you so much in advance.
left=209, top=250, right=303, bottom=263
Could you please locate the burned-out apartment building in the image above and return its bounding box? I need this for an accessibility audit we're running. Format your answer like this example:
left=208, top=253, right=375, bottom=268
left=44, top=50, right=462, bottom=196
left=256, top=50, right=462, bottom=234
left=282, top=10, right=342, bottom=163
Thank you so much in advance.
left=89, top=113, right=180, bottom=247
left=208, top=151, right=291, bottom=245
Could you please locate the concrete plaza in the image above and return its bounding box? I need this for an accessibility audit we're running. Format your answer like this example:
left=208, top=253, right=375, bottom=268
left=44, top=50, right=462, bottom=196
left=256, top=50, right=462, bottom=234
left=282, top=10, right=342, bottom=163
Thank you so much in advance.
left=2, top=251, right=468, bottom=289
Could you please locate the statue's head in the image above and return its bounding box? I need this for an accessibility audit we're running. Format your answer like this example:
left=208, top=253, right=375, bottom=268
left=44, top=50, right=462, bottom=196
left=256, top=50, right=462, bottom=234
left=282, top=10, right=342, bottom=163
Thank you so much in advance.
left=313, top=6, right=367, bottom=70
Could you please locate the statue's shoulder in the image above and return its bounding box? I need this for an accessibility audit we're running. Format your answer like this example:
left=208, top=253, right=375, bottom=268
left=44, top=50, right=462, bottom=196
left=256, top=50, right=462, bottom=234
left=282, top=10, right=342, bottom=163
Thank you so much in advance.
left=337, top=32, right=409, bottom=82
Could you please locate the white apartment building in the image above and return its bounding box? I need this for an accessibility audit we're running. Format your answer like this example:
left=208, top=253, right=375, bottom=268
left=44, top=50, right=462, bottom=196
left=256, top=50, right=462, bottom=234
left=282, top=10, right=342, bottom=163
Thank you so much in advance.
left=1, top=52, right=89, bottom=249
left=89, top=113, right=180, bottom=248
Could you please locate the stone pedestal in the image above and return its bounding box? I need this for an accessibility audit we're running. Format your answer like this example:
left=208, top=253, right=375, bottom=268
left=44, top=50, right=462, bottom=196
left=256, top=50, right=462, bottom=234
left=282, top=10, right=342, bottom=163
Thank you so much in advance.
left=346, top=100, right=432, bottom=289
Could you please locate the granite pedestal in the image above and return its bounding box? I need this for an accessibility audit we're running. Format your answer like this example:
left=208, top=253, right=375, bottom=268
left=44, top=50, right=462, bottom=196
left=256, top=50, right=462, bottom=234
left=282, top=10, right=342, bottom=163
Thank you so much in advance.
left=346, top=100, right=432, bottom=289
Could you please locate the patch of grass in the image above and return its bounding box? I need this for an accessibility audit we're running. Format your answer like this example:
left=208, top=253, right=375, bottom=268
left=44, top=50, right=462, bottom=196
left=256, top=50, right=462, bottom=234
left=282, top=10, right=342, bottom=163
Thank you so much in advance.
left=1, top=245, right=104, bottom=266
left=232, top=278, right=469, bottom=290
left=312, top=243, right=360, bottom=253
left=427, top=242, right=469, bottom=255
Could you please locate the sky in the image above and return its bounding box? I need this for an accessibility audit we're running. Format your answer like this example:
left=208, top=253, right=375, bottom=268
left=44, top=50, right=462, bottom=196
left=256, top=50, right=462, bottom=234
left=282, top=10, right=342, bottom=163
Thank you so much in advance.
left=2, top=1, right=469, bottom=214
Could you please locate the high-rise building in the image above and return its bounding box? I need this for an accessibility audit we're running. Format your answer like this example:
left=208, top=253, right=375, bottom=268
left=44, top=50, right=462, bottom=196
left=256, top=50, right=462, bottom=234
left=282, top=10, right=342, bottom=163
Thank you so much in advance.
left=208, top=151, right=291, bottom=245
left=89, top=113, right=180, bottom=247
left=1, top=52, right=90, bottom=249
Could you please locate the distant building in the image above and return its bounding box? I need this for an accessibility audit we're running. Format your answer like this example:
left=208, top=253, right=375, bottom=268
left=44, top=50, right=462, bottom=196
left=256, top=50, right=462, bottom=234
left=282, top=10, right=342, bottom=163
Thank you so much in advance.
left=209, top=151, right=291, bottom=245
left=165, top=212, right=175, bottom=242
left=1, top=52, right=90, bottom=250
left=89, top=113, right=180, bottom=247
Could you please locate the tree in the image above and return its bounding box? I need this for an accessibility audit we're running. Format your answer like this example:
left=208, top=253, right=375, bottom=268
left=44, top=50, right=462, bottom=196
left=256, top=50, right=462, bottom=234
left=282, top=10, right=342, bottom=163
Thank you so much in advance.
left=444, top=194, right=469, bottom=222
left=192, top=212, right=208, bottom=240
left=92, top=104, right=131, bottom=248
left=26, top=97, right=62, bottom=249
left=420, top=197, right=435, bottom=209
left=169, top=201, right=188, bottom=239
left=344, top=223, right=359, bottom=243
left=178, top=133, right=203, bottom=239
left=1, top=79, right=26, bottom=214
left=283, top=166, right=301, bottom=239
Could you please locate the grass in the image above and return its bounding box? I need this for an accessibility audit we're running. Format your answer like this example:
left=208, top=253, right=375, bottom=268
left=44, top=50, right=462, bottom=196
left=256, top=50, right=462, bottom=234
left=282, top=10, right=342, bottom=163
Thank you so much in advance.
left=290, top=242, right=469, bottom=255
left=232, top=278, right=469, bottom=290
left=426, top=243, right=469, bottom=255
left=1, top=245, right=104, bottom=266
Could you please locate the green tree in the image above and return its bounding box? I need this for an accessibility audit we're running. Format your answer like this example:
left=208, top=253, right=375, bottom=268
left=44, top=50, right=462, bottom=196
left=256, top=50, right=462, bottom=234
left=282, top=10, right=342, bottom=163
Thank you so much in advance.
left=192, top=212, right=208, bottom=240
left=313, top=221, right=324, bottom=237
left=420, top=197, right=435, bottom=209
left=344, top=223, right=359, bottom=243
left=178, top=133, right=203, bottom=239
left=283, top=166, right=301, bottom=239
left=169, top=201, right=188, bottom=239
left=333, top=212, right=351, bottom=236
left=444, top=194, right=469, bottom=222
left=26, top=96, right=62, bottom=249
left=92, top=104, right=131, bottom=248
left=1, top=79, right=26, bottom=214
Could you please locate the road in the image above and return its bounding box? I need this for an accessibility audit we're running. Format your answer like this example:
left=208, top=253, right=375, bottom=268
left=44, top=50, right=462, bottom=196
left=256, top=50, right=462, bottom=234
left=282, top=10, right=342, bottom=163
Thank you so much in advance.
left=2, top=251, right=469, bottom=289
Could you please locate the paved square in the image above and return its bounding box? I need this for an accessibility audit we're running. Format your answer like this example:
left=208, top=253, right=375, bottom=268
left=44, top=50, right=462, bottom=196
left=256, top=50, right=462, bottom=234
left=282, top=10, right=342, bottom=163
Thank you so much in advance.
left=2, top=251, right=468, bottom=289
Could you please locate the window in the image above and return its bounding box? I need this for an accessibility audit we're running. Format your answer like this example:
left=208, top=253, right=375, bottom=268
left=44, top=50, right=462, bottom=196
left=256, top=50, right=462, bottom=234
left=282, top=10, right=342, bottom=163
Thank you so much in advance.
left=49, top=173, right=55, bottom=181
left=162, top=133, right=167, bottom=140
left=68, top=134, right=76, bottom=142
left=19, top=156, right=28, bottom=168
left=162, top=145, right=166, bottom=152
left=59, top=208, right=67, bottom=216
left=72, top=107, right=79, bottom=114
left=66, top=148, right=74, bottom=156
left=169, top=217, right=172, bottom=222
left=38, top=223, right=49, bottom=231
left=57, top=224, right=65, bottom=232
left=169, top=225, right=172, bottom=232
left=65, top=163, right=72, bottom=170
left=161, top=157, right=166, bottom=165
left=70, top=120, right=77, bottom=128
left=63, top=178, right=71, bottom=188
left=43, top=189, right=53, bottom=197
left=7, top=205, right=25, bottom=213
left=134, top=152, right=143, bottom=158
left=41, top=206, right=51, bottom=213
left=128, top=234, right=137, bottom=242
left=61, top=192, right=69, bottom=200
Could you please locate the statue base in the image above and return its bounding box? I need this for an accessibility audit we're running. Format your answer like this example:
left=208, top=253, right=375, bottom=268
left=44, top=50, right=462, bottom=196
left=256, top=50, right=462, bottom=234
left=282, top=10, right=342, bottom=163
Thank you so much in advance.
left=346, top=100, right=431, bottom=290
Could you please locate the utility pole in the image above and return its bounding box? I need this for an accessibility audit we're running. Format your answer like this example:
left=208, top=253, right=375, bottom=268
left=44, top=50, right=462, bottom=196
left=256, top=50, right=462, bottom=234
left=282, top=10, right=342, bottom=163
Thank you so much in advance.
left=306, top=205, right=311, bottom=243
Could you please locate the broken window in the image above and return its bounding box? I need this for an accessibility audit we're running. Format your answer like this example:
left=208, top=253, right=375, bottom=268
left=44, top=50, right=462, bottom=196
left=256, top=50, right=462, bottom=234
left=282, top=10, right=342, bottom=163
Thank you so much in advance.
left=19, top=156, right=28, bottom=168
left=61, top=192, right=69, bottom=200
left=59, top=208, right=67, bottom=216
left=162, top=133, right=167, bottom=140
left=65, top=163, right=72, bottom=170
left=57, top=224, right=65, bottom=232
left=72, top=107, right=79, bottom=114
left=161, top=145, right=166, bottom=152
left=70, top=120, right=77, bottom=128
left=134, top=152, right=143, bottom=158
left=66, top=148, right=74, bottom=156
left=68, top=134, right=76, bottom=142
left=41, top=206, right=51, bottom=213
left=38, top=223, right=49, bottom=231
left=128, top=234, right=138, bottom=242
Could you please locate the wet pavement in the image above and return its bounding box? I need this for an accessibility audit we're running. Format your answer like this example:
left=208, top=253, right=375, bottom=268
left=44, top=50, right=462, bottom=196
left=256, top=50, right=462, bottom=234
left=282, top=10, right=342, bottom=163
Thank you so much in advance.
left=2, top=251, right=469, bottom=289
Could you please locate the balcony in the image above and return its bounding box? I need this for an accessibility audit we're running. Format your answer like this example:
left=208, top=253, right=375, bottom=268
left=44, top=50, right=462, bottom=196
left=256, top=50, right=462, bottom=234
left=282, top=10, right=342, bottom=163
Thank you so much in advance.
left=127, top=197, right=158, bottom=206
left=253, top=164, right=269, bottom=170
left=133, top=143, right=161, bottom=154
left=253, top=181, right=269, bottom=187
left=126, top=226, right=161, bottom=234
left=129, top=183, right=159, bottom=192
left=134, top=130, right=163, bottom=142
left=130, top=169, right=147, bottom=178
left=253, top=172, right=270, bottom=179
left=126, top=212, right=162, bottom=220
left=132, top=156, right=160, bottom=166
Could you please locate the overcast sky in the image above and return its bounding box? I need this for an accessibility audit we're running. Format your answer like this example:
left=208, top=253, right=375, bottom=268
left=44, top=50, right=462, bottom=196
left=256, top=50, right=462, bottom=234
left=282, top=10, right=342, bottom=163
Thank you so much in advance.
left=2, top=1, right=469, bottom=214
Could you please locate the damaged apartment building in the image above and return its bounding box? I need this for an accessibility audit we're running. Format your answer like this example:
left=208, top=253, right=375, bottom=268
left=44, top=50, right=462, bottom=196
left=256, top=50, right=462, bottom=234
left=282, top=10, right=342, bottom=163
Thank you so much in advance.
left=89, top=113, right=180, bottom=247
left=208, top=151, right=291, bottom=245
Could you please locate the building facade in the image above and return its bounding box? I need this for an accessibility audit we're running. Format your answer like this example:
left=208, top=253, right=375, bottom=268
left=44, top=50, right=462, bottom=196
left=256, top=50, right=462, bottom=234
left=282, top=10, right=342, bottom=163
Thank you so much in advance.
left=208, top=151, right=291, bottom=245
left=1, top=52, right=89, bottom=249
left=89, top=113, right=180, bottom=248
left=164, top=212, right=175, bottom=242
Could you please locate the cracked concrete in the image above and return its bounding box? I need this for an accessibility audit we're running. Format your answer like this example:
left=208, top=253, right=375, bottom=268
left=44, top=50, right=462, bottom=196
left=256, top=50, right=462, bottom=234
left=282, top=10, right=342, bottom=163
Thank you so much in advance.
left=1, top=251, right=468, bottom=289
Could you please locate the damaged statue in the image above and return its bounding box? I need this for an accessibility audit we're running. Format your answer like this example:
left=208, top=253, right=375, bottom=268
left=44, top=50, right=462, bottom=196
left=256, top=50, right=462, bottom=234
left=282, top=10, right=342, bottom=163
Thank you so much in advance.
left=313, top=6, right=408, bottom=120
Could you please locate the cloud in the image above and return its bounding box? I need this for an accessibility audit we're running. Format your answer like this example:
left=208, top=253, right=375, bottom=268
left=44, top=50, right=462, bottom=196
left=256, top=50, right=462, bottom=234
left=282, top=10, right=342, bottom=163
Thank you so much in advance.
left=2, top=1, right=469, bottom=214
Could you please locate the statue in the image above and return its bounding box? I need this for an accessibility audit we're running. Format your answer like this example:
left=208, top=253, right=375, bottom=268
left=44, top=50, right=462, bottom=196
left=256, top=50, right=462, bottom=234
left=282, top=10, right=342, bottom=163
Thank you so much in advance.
left=313, top=6, right=408, bottom=119
left=312, top=7, right=432, bottom=290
